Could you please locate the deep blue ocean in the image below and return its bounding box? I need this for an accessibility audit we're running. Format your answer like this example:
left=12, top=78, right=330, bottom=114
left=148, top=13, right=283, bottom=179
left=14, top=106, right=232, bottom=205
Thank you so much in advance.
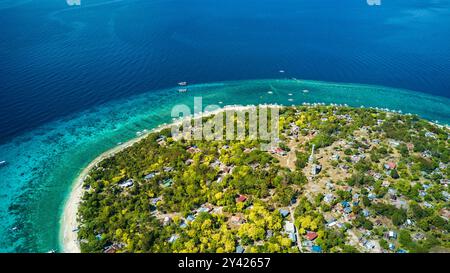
left=1, top=0, right=450, bottom=143
left=0, top=0, right=449, bottom=252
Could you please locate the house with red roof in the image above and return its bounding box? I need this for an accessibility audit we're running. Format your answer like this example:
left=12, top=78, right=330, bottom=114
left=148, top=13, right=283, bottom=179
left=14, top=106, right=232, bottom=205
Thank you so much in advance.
left=236, top=194, right=247, bottom=203
left=305, top=231, right=318, bottom=241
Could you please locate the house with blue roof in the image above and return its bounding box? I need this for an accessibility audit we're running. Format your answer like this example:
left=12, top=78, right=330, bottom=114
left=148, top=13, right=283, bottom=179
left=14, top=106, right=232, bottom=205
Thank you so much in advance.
left=236, top=245, right=245, bottom=253
left=279, top=209, right=290, bottom=218
left=186, top=215, right=195, bottom=222
left=312, top=245, right=322, bottom=253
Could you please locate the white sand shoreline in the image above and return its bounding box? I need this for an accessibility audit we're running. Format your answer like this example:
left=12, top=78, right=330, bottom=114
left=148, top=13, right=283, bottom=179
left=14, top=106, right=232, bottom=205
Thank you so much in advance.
left=59, top=104, right=272, bottom=253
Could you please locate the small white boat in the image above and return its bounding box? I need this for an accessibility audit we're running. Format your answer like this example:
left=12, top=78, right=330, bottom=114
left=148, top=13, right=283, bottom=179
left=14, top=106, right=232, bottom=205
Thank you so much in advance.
left=267, top=91, right=273, bottom=94
left=218, top=101, right=223, bottom=104
left=288, top=93, right=293, bottom=96
left=178, top=81, right=188, bottom=86
left=288, top=98, right=294, bottom=102
left=178, top=88, right=188, bottom=93
left=0, top=161, right=7, bottom=167
left=279, top=70, right=285, bottom=73
left=302, top=89, right=309, bottom=93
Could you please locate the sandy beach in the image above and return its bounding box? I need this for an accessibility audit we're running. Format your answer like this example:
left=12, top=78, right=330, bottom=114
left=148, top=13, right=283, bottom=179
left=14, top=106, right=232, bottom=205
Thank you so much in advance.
left=60, top=128, right=160, bottom=253
left=60, top=104, right=274, bottom=253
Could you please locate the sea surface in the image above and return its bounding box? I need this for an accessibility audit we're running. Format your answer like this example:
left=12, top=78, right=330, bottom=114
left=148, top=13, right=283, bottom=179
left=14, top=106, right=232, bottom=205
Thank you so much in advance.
left=0, top=0, right=449, bottom=252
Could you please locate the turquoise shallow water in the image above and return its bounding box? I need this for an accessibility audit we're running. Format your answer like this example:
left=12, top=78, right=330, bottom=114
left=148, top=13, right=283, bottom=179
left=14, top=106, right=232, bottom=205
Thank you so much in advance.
left=0, top=79, right=449, bottom=252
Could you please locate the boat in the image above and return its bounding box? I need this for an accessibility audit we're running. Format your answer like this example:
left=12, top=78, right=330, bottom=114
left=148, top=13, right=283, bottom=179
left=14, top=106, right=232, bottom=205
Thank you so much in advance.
left=178, top=81, right=188, bottom=86
left=279, top=70, right=285, bottom=73
left=302, top=89, right=309, bottom=93
left=178, top=88, right=188, bottom=93
left=0, top=160, right=7, bottom=167
left=267, top=91, right=273, bottom=94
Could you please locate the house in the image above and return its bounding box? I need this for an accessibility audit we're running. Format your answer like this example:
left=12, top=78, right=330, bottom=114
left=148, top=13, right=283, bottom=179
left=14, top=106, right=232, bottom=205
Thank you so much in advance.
left=210, top=159, right=222, bottom=168
left=273, top=147, right=287, bottom=156
left=168, top=234, right=179, bottom=243
left=186, top=146, right=201, bottom=154
left=389, top=243, right=395, bottom=251
left=324, top=193, right=334, bottom=204
left=186, top=215, right=195, bottom=222
left=311, top=245, right=322, bottom=253
left=362, top=209, right=370, bottom=217
left=163, top=216, right=172, bottom=226
left=279, top=209, right=290, bottom=218
left=163, top=166, right=174, bottom=172
left=389, top=140, right=400, bottom=147
left=266, top=230, right=274, bottom=239
left=439, top=208, right=450, bottom=221
left=388, top=231, right=397, bottom=239
left=236, top=194, right=247, bottom=203
left=150, top=197, right=161, bottom=205
left=230, top=215, right=245, bottom=225
left=305, top=231, right=318, bottom=241
left=331, top=154, right=340, bottom=161
left=422, top=150, right=432, bottom=158
left=103, top=244, right=123, bottom=254
left=413, top=233, right=426, bottom=241
left=343, top=207, right=352, bottom=214
left=161, top=178, right=173, bottom=188
left=384, top=162, right=396, bottom=170
left=118, top=179, right=133, bottom=188
left=350, top=155, right=362, bottom=163
left=144, top=172, right=159, bottom=180
left=370, top=172, right=382, bottom=180
left=311, top=164, right=322, bottom=175
left=442, top=191, right=450, bottom=202
left=326, top=181, right=334, bottom=190
left=284, top=221, right=295, bottom=233
left=289, top=232, right=297, bottom=243
left=236, top=245, right=245, bottom=253
left=364, top=240, right=376, bottom=250
left=424, top=131, right=436, bottom=139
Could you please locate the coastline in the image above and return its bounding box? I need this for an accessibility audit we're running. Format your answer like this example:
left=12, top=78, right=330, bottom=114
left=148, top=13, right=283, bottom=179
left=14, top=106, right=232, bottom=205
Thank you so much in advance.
left=59, top=104, right=274, bottom=253
left=59, top=102, right=448, bottom=253
left=60, top=128, right=159, bottom=253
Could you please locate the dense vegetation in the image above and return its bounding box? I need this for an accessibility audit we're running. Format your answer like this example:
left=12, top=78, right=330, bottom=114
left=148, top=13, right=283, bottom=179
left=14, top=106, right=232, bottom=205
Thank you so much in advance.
left=77, top=105, right=449, bottom=253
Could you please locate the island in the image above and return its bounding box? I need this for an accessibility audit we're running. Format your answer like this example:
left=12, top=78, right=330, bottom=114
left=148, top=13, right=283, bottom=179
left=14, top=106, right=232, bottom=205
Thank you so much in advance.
left=63, top=104, right=450, bottom=253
